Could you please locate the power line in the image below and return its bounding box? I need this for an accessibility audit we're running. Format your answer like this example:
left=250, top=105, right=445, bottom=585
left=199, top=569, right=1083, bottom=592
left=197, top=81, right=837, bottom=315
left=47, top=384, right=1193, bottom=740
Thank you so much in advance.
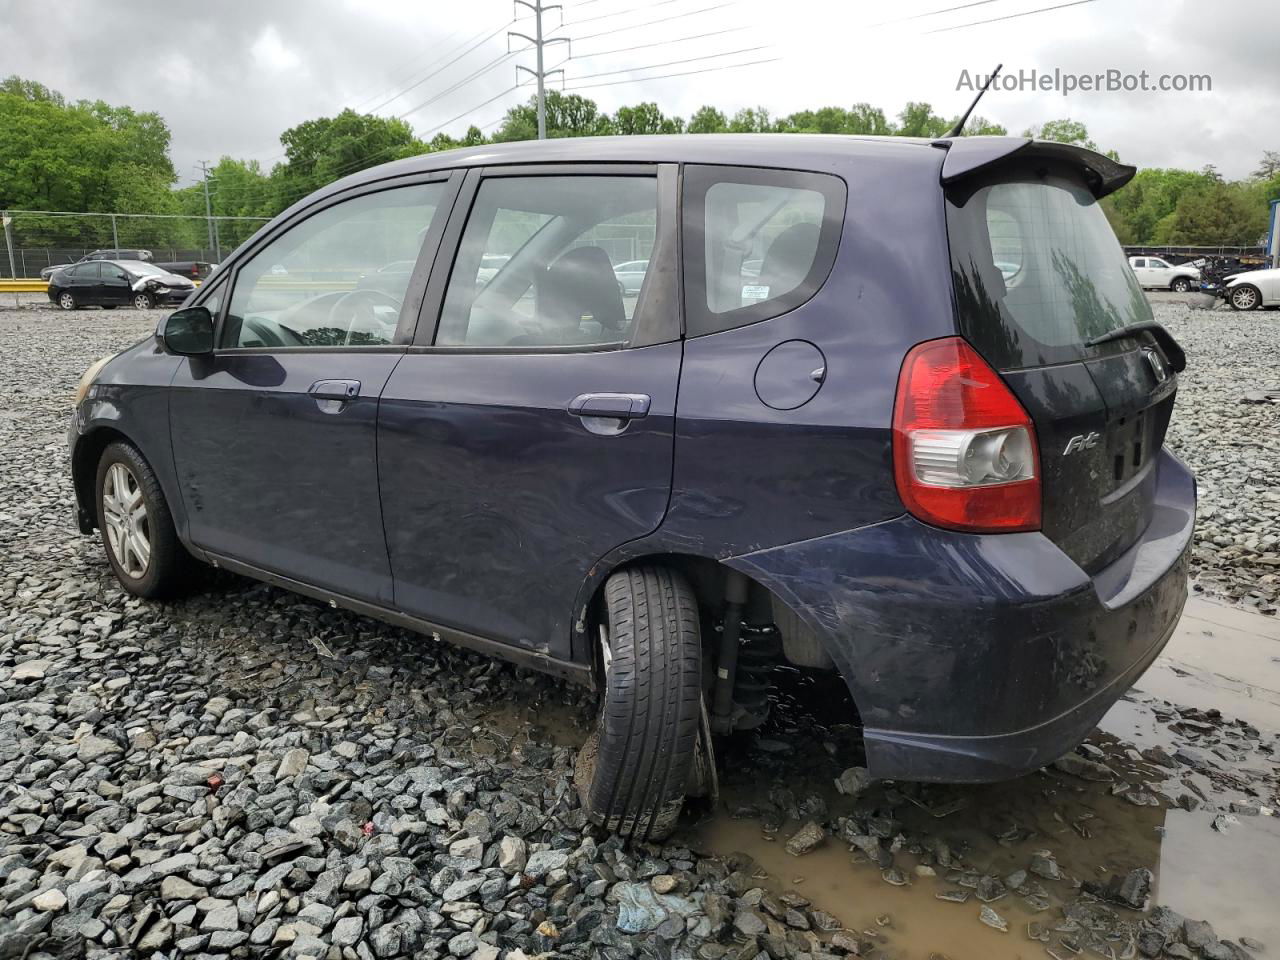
left=560, top=0, right=689, bottom=28
left=348, top=23, right=483, bottom=111
left=563, top=55, right=779, bottom=91
left=396, top=49, right=525, bottom=119
left=571, top=25, right=745, bottom=59
left=365, top=20, right=516, bottom=114
left=567, top=45, right=770, bottom=83
left=869, top=0, right=1001, bottom=28
left=926, top=0, right=1099, bottom=32
left=565, top=2, right=732, bottom=42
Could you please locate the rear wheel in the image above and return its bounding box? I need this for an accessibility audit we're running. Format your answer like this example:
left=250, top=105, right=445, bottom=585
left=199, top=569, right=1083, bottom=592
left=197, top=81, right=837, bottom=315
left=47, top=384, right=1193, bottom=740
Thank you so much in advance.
left=95, top=441, right=194, bottom=598
left=58, top=291, right=77, bottom=311
left=1230, top=284, right=1261, bottom=311
left=132, top=292, right=154, bottom=310
left=577, top=565, right=702, bottom=840
left=1171, top=277, right=1191, bottom=293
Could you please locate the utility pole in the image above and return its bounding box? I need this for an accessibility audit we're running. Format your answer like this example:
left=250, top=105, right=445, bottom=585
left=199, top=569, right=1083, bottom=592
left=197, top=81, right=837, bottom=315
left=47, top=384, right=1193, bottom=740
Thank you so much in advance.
left=510, top=0, right=568, bottom=139
left=199, top=161, right=221, bottom=261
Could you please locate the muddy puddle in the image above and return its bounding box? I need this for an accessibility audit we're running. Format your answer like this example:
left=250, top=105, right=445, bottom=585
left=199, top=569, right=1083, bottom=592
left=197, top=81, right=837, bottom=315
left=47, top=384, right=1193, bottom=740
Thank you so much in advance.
left=678, top=598, right=1280, bottom=958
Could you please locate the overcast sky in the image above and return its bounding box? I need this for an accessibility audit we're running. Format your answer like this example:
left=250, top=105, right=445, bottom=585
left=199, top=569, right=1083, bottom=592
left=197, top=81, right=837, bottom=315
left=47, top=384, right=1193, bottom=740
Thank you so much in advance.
left=1, top=0, right=1274, bottom=185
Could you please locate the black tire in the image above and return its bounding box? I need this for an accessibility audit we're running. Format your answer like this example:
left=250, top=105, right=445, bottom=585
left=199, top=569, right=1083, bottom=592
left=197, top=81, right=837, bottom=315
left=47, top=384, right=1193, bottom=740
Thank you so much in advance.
left=1229, top=284, right=1262, bottom=311
left=578, top=565, right=702, bottom=840
left=132, top=291, right=154, bottom=310
left=57, top=291, right=77, bottom=311
left=94, top=441, right=194, bottom=598
left=1171, top=277, right=1191, bottom=293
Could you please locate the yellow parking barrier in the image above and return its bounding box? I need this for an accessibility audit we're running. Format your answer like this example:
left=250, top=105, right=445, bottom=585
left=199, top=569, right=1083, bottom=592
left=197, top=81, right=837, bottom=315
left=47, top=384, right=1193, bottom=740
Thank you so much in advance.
left=0, top=279, right=50, bottom=293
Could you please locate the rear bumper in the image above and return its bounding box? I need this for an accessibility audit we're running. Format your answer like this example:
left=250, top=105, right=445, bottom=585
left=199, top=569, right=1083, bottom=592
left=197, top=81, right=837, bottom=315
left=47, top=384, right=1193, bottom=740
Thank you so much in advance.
left=727, top=448, right=1195, bottom=782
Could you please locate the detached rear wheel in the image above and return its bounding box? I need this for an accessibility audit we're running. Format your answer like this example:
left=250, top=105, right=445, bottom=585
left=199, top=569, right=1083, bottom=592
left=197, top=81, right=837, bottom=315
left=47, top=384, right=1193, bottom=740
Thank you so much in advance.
left=578, top=565, right=702, bottom=840
left=95, top=441, right=193, bottom=598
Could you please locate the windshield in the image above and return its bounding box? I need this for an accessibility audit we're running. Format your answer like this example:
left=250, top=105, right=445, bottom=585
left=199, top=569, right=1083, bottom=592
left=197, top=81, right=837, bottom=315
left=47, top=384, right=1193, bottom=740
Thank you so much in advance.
left=947, top=168, right=1150, bottom=369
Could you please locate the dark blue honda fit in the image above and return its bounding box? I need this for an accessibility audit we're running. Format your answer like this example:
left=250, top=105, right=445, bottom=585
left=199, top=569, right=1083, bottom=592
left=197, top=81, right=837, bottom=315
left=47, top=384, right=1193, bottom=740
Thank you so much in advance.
left=68, top=134, right=1195, bottom=838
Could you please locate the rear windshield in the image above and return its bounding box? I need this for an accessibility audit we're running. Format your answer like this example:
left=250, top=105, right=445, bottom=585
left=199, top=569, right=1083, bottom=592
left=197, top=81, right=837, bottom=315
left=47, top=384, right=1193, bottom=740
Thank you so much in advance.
left=947, top=167, right=1151, bottom=369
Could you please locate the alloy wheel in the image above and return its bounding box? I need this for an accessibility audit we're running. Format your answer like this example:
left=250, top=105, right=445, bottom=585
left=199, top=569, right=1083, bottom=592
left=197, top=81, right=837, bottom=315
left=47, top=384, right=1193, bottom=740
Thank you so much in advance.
left=1232, top=287, right=1259, bottom=310
left=59, top=293, right=75, bottom=310
left=133, top=294, right=151, bottom=310
left=102, top=462, right=150, bottom=578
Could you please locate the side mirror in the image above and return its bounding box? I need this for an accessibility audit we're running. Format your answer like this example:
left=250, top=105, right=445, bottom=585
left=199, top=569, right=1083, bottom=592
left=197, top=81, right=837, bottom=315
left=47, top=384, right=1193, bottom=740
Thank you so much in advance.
left=157, top=306, right=214, bottom=356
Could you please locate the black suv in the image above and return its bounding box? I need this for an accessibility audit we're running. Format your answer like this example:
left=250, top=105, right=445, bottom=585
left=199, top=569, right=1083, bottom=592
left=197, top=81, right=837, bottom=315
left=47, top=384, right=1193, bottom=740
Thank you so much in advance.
left=68, top=134, right=1195, bottom=838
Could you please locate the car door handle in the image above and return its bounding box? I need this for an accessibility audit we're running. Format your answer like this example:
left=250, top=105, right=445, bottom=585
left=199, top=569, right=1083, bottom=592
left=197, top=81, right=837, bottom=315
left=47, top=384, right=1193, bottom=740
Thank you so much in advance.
left=568, top=393, right=651, bottom=420
left=309, top=379, right=361, bottom=401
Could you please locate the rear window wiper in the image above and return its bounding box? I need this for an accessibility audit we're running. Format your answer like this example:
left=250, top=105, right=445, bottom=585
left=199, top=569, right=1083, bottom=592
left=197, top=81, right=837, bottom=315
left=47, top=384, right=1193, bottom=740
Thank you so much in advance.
left=1085, top=321, right=1186, bottom=373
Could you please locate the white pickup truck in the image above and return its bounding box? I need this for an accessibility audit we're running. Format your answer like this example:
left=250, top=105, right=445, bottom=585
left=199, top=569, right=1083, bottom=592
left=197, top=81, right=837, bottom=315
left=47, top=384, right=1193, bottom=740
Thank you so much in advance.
left=1128, top=255, right=1201, bottom=292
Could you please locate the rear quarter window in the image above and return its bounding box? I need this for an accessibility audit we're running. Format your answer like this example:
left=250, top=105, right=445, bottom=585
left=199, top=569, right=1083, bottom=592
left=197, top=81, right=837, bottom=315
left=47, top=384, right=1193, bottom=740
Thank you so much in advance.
left=683, top=165, right=846, bottom=337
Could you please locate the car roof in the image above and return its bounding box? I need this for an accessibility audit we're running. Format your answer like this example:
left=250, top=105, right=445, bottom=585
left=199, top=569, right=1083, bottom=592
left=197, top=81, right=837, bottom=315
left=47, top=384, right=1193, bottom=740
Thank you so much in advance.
left=289, top=133, right=949, bottom=216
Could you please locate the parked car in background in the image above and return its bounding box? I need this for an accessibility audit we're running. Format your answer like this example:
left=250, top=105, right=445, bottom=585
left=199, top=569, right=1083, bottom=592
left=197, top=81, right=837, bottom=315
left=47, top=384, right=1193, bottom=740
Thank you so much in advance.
left=612, top=259, right=649, bottom=295
left=1219, top=266, right=1280, bottom=311
left=68, top=134, right=1194, bottom=840
left=48, top=259, right=195, bottom=310
left=41, top=249, right=216, bottom=282
left=1129, top=255, right=1201, bottom=292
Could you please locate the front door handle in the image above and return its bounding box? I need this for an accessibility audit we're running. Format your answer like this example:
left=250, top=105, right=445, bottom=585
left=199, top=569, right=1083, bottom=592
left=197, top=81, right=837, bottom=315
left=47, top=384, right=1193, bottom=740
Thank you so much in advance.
left=568, top=393, right=651, bottom=420
left=309, top=379, right=361, bottom=401
left=309, top=379, right=360, bottom=414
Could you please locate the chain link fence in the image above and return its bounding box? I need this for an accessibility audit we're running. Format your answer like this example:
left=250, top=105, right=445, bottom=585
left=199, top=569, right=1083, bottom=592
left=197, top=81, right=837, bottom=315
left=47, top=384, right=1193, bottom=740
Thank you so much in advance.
left=0, top=210, right=272, bottom=278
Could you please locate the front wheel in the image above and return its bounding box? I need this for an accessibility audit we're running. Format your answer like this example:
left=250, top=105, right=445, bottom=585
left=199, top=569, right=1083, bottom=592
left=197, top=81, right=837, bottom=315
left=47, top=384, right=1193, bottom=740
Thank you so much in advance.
left=57, top=291, right=77, bottom=311
left=132, top=292, right=154, bottom=310
left=1230, top=284, right=1261, bottom=311
left=95, top=441, right=194, bottom=598
left=577, top=566, right=702, bottom=840
left=1171, top=277, right=1191, bottom=293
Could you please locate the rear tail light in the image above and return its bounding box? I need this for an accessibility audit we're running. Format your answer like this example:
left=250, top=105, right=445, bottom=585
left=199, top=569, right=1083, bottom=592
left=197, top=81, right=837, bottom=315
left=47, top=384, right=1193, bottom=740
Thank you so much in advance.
left=892, top=337, right=1041, bottom=533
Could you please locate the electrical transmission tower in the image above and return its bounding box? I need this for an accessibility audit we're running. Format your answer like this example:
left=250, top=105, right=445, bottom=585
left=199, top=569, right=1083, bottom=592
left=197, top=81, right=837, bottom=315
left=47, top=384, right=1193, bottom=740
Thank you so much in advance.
left=510, top=0, right=569, bottom=139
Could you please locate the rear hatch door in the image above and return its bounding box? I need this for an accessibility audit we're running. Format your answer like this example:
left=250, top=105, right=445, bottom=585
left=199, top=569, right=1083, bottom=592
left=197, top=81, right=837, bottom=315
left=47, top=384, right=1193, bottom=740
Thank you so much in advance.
left=945, top=157, right=1179, bottom=572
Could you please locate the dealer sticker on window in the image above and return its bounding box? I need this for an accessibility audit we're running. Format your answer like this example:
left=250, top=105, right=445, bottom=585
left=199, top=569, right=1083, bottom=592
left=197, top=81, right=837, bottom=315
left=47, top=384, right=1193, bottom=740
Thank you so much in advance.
left=741, top=284, right=770, bottom=301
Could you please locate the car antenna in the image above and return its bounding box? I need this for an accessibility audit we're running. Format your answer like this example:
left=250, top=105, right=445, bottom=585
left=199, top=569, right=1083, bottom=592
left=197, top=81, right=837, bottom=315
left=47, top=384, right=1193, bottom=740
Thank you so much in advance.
left=944, top=63, right=1003, bottom=138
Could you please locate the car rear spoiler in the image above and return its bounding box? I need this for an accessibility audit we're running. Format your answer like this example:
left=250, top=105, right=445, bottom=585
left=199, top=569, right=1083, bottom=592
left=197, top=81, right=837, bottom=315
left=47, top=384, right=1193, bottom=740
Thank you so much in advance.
left=934, top=136, right=1137, bottom=199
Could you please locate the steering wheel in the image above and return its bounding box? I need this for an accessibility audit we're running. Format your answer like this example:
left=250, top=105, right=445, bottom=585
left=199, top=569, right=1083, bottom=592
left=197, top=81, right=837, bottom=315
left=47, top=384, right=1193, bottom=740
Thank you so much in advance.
left=326, top=289, right=402, bottom=345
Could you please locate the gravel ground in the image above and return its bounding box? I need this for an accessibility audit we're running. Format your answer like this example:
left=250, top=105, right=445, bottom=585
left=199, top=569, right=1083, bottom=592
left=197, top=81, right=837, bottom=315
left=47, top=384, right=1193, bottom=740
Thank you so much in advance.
left=0, top=297, right=1277, bottom=960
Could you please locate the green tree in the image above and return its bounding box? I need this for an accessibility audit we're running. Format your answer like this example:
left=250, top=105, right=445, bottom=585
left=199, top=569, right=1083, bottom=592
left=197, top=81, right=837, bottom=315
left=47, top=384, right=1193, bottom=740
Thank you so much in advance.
left=686, top=106, right=728, bottom=133
left=612, top=102, right=683, bottom=135
left=278, top=108, right=422, bottom=201
left=897, top=102, right=949, bottom=138
left=727, top=107, right=773, bottom=133
left=964, top=115, right=1007, bottom=136
left=1252, top=151, right=1280, bottom=180
left=491, top=91, right=613, bottom=141
left=1023, top=119, right=1096, bottom=150
left=1161, top=182, right=1266, bottom=245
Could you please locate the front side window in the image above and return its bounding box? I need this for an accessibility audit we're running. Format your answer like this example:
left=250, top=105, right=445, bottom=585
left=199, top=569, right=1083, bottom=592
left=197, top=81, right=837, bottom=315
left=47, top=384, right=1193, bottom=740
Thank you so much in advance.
left=103, top=264, right=129, bottom=281
left=437, top=175, right=657, bottom=348
left=684, top=166, right=846, bottom=337
left=223, top=182, right=447, bottom=349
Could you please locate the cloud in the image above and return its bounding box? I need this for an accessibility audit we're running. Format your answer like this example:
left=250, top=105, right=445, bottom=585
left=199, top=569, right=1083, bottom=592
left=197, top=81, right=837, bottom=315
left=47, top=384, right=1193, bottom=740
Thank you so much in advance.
left=0, top=0, right=1272, bottom=183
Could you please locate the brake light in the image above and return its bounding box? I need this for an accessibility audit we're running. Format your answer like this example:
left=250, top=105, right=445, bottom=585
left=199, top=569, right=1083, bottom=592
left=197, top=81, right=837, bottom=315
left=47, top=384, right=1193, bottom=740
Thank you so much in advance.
left=892, top=337, right=1041, bottom=533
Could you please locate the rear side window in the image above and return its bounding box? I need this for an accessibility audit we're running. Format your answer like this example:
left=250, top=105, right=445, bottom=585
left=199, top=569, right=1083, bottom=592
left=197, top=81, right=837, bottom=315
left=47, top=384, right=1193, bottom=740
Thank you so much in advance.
left=683, top=165, right=845, bottom=337
left=947, top=166, right=1151, bottom=369
left=436, top=175, right=657, bottom=348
